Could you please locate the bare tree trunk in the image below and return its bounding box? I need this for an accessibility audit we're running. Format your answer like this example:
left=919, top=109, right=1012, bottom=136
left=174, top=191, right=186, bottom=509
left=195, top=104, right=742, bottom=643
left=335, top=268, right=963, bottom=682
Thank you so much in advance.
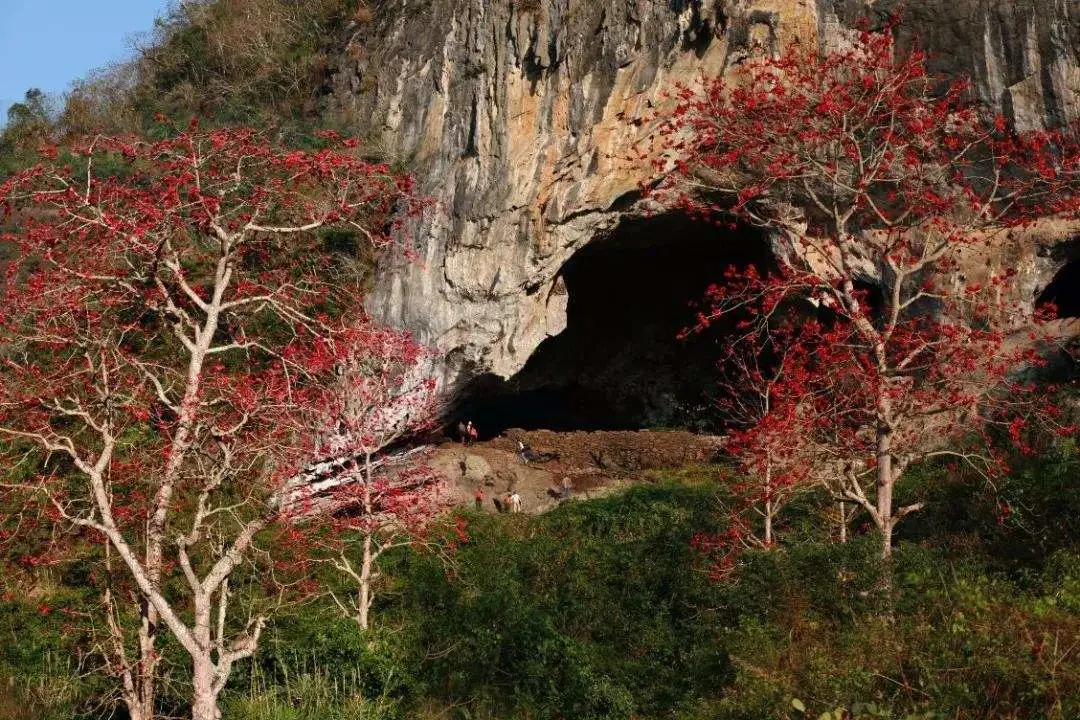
left=358, top=453, right=375, bottom=631
left=877, top=428, right=895, bottom=560
left=123, top=694, right=152, bottom=720
left=190, top=594, right=222, bottom=720
left=838, top=501, right=847, bottom=544
left=121, top=635, right=156, bottom=720
left=139, top=558, right=163, bottom=712
left=132, top=598, right=158, bottom=720
left=763, top=499, right=774, bottom=547
left=104, top=547, right=157, bottom=720
left=358, top=531, right=373, bottom=631
left=763, top=462, right=774, bottom=547
left=118, top=665, right=154, bottom=720
left=190, top=654, right=220, bottom=720
left=140, top=275, right=224, bottom=719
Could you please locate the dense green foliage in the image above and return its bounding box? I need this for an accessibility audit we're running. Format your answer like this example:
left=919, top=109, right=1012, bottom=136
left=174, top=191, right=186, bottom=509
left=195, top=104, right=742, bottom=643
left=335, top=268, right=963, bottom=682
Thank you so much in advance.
left=4, top=440, right=1079, bottom=719
left=1, top=0, right=375, bottom=175
left=390, top=484, right=730, bottom=719
left=0, top=89, right=54, bottom=175
left=118, top=0, right=360, bottom=130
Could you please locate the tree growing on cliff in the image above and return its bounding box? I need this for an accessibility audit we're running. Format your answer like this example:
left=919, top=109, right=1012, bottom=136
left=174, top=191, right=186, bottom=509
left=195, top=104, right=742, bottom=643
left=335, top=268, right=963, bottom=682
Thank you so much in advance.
left=0, top=125, right=440, bottom=720
left=661, top=25, right=1080, bottom=559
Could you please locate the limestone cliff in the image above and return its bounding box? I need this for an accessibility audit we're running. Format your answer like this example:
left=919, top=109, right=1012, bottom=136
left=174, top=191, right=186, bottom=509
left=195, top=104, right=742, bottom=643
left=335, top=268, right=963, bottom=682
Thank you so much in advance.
left=323, top=0, right=1080, bottom=388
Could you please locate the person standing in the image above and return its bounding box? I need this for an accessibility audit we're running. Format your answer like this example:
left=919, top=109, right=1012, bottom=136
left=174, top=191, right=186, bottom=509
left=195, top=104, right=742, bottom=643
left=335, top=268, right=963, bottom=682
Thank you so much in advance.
left=561, top=476, right=573, bottom=500
left=474, top=485, right=486, bottom=511
left=509, top=491, right=522, bottom=514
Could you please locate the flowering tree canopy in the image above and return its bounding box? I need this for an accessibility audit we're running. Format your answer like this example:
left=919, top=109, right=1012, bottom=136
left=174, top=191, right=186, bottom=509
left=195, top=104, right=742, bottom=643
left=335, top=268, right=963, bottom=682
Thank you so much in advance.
left=0, top=125, right=441, bottom=720
left=661, top=26, right=1079, bottom=560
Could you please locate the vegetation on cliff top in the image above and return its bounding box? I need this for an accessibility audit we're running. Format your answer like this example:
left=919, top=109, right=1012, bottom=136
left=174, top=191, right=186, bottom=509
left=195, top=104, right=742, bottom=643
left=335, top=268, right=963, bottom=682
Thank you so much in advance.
left=2, top=0, right=371, bottom=164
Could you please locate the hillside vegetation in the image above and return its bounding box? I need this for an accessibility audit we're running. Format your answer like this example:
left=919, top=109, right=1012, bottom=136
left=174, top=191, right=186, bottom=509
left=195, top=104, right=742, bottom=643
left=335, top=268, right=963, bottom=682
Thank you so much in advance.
left=3, top=447, right=1080, bottom=719
left=2, top=0, right=368, bottom=160
left=2, top=4, right=1080, bottom=720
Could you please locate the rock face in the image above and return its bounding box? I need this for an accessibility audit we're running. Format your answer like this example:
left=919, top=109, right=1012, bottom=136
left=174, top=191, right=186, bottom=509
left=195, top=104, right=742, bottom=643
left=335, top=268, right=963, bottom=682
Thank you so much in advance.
left=325, top=0, right=1080, bottom=389
left=863, top=0, right=1080, bottom=132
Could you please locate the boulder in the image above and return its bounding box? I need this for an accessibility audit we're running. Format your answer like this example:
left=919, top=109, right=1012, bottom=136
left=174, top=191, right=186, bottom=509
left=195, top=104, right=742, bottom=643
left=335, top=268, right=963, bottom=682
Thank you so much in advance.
left=459, top=454, right=493, bottom=484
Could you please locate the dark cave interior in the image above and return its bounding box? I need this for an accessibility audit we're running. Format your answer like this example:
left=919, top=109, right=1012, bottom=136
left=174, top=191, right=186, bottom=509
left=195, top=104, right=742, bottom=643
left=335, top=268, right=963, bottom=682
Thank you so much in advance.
left=457, top=214, right=775, bottom=438
left=1037, top=260, right=1080, bottom=319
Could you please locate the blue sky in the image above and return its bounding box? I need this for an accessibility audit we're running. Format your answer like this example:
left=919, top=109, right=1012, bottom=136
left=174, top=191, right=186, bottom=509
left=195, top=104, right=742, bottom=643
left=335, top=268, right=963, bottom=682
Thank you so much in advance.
left=1, top=0, right=171, bottom=123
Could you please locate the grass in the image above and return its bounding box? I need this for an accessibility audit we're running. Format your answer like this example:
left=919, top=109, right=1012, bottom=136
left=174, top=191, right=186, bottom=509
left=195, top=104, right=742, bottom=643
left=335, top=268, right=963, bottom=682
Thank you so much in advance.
left=226, top=658, right=399, bottom=720
left=0, top=650, right=89, bottom=720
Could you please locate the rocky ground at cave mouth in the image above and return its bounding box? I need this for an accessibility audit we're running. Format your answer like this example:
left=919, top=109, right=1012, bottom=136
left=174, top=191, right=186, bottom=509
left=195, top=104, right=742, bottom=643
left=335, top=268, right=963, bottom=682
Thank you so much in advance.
left=431, top=429, right=726, bottom=515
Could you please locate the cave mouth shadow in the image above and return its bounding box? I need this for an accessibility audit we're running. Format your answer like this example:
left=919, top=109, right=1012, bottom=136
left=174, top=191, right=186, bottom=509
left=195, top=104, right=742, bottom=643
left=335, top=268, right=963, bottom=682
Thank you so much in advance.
left=1037, top=259, right=1080, bottom=319
left=457, top=213, right=775, bottom=438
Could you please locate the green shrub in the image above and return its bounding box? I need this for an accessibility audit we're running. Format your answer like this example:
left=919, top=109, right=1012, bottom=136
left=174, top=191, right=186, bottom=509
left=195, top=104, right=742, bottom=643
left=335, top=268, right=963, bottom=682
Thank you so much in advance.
left=5, top=456, right=1080, bottom=719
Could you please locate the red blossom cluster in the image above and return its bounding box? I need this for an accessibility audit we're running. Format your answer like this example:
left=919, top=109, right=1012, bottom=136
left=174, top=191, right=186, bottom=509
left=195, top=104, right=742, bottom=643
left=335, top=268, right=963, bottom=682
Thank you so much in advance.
left=657, top=22, right=1080, bottom=233
left=659, top=24, right=1080, bottom=565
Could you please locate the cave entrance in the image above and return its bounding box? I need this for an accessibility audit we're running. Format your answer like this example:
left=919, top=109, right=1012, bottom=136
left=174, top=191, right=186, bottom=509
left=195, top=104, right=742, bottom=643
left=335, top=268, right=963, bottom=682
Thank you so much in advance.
left=459, top=214, right=774, bottom=437
left=1037, top=260, right=1080, bottom=319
